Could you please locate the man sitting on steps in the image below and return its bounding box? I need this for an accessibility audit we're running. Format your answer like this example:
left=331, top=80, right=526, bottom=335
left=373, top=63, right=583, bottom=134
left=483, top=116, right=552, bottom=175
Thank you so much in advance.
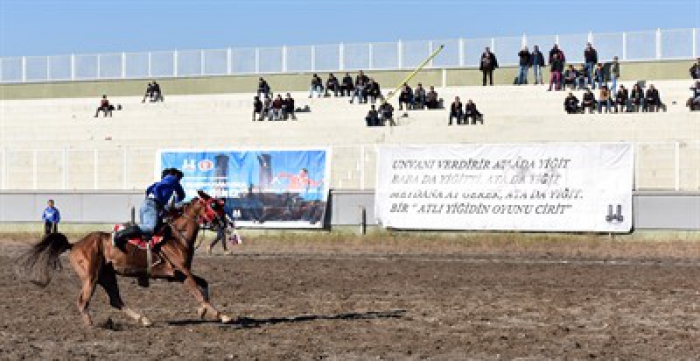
left=95, top=95, right=114, bottom=118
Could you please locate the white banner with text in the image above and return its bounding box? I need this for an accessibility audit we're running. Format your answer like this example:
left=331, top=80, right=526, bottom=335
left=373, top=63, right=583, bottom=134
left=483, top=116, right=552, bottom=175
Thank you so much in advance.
left=375, top=143, right=633, bottom=232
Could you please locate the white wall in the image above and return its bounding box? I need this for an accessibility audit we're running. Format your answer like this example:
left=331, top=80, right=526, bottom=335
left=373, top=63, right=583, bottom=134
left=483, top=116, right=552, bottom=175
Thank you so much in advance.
left=1, top=191, right=698, bottom=230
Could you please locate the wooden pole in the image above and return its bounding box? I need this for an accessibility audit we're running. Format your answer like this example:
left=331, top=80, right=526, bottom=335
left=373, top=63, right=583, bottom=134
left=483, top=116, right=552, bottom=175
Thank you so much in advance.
left=383, top=44, right=445, bottom=104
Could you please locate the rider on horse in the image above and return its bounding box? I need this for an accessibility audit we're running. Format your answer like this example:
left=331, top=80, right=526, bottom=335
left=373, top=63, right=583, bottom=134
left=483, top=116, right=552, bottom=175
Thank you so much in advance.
left=114, top=168, right=186, bottom=250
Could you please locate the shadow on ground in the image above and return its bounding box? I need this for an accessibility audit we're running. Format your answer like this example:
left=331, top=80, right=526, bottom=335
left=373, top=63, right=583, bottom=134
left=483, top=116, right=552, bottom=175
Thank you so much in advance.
left=166, top=309, right=407, bottom=329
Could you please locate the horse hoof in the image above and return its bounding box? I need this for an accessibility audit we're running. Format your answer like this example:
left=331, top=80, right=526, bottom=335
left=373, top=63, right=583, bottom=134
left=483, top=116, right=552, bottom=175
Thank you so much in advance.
left=197, top=306, right=207, bottom=320
left=220, top=314, right=233, bottom=324
left=140, top=316, right=153, bottom=327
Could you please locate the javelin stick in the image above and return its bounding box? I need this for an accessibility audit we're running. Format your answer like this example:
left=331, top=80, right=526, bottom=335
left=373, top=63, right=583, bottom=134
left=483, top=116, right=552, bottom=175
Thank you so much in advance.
left=383, top=44, right=445, bottom=105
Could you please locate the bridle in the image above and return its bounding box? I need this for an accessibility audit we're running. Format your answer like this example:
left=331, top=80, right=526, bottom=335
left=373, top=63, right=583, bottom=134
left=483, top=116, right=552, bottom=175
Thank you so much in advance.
left=167, top=198, right=224, bottom=248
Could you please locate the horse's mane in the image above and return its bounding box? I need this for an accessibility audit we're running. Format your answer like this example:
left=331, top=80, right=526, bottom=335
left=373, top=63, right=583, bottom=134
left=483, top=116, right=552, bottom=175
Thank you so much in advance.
left=170, top=197, right=202, bottom=221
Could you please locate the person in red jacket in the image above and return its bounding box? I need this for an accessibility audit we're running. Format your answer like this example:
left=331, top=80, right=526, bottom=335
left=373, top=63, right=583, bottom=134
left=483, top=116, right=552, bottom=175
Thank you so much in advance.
left=94, top=95, right=113, bottom=118
left=548, top=54, right=564, bottom=91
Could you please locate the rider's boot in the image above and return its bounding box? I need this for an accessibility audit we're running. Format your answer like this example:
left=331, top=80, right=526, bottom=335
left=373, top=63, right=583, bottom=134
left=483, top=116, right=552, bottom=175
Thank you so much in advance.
left=113, top=225, right=142, bottom=252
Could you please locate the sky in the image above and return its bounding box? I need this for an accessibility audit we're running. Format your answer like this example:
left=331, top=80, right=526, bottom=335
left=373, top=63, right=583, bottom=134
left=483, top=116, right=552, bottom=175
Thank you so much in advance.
left=0, top=0, right=699, bottom=57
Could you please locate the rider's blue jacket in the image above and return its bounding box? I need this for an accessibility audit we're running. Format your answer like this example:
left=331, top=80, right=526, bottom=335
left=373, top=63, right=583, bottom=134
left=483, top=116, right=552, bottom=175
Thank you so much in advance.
left=145, top=174, right=186, bottom=207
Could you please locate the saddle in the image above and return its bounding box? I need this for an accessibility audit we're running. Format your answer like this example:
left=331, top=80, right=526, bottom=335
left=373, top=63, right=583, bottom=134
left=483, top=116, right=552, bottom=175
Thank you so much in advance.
left=112, top=224, right=168, bottom=251
left=112, top=223, right=169, bottom=288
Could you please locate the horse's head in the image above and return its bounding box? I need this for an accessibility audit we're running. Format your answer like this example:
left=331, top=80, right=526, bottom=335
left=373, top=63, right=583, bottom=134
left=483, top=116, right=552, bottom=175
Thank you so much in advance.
left=167, top=191, right=226, bottom=249
left=189, top=190, right=226, bottom=226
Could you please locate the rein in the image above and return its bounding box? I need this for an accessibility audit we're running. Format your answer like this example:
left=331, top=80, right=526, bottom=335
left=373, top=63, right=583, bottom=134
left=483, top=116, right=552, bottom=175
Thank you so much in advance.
left=166, top=195, right=219, bottom=251
left=166, top=200, right=216, bottom=249
left=166, top=203, right=199, bottom=248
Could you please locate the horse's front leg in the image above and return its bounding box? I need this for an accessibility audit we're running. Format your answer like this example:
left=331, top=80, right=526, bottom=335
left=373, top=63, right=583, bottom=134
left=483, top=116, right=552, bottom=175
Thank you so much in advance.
left=159, top=244, right=232, bottom=323
left=180, top=270, right=233, bottom=323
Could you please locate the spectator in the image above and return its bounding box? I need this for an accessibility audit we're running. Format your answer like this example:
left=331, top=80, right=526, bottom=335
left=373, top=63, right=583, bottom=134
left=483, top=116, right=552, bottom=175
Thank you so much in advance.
left=610, top=56, right=620, bottom=94
left=584, top=43, right=598, bottom=88
left=479, top=47, right=498, bottom=86
left=262, top=95, right=273, bottom=120
left=413, top=83, right=426, bottom=109
left=271, top=95, right=284, bottom=120
left=448, top=96, right=463, bottom=125
left=548, top=44, right=565, bottom=65
left=690, top=58, right=700, bottom=79
left=350, top=71, right=369, bottom=104
left=593, top=63, right=605, bottom=90
left=562, top=65, right=578, bottom=90
left=598, top=85, right=612, bottom=113
left=326, top=73, right=340, bottom=97
left=548, top=53, right=564, bottom=91
left=309, top=73, right=324, bottom=98
left=94, top=95, right=113, bottom=118
left=341, top=72, right=354, bottom=96
left=283, top=93, right=297, bottom=120
left=576, top=64, right=588, bottom=89
left=142, top=81, right=164, bottom=102
left=42, top=199, right=61, bottom=235
left=142, top=82, right=154, bottom=103
left=426, top=86, right=439, bottom=109
left=517, top=46, right=531, bottom=85
left=207, top=214, right=235, bottom=256
left=644, top=84, right=662, bottom=112
left=564, top=92, right=580, bottom=114
left=365, top=105, right=380, bottom=126
left=253, top=96, right=263, bottom=121
left=687, top=81, right=700, bottom=111
left=531, top=45, right=545, bottom=85
left=379, top=102, right=395, bottom=126
left=581, top=89, right=596, bottom=113
left=153, top=82, right=163, bottom=101
left=630, top=84, right=645, bottom=112
left=615, top=85, right=629, bottom=112
left=257, top=77, right=271, bottom=98
left=398, top=83, right=414, bottom=110
left=464, top=99, right=483, bottom=124
left=366, top=78, right=383, bottom=104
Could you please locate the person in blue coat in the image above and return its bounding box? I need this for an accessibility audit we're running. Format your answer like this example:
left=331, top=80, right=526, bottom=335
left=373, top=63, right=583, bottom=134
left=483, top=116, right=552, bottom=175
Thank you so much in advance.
left=114, top=168, right=185, bottom=250
left=42, top=199, right=61, bottom=235
left=140, top=168, right=186, bottom=236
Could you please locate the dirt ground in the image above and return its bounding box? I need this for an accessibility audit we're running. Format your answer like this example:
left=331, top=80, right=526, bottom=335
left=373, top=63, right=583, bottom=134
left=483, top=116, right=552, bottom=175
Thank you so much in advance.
left=2, top=234, right=700, bottom=360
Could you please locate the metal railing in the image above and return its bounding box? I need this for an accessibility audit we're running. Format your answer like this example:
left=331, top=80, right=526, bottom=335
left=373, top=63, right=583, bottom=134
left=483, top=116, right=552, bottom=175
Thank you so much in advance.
left=0, top=28, right=697, bottom=84
left=0, top=142, right=698, bottom=191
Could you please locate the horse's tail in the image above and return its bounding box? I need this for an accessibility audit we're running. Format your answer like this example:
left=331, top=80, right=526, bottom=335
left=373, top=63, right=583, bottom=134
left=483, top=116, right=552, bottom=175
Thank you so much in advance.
left=16, top=233, right=73, bottom=287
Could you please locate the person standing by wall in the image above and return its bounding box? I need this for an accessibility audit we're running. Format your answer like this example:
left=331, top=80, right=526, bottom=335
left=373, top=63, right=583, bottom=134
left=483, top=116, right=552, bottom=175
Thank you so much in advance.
left=479, top=47, right=499, bottom=86
left=42, top=199, right=61, bottom=235
left=516, top=46, right=531, bottom=85
left=548, top=53, right=564, bottom=91
left=530, top=45, right=545, bottom=85
left=584, top=43, right=599, bottom=88
left=610, top=56, right=621, bottom=95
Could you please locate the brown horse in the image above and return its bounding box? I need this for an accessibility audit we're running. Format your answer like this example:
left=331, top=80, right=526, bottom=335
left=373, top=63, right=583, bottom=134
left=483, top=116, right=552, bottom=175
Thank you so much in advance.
left=19, top=190, right=233, bottom=327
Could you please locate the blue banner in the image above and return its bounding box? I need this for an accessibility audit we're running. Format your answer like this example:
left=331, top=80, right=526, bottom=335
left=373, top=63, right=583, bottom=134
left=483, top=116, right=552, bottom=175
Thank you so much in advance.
left=159, top=149, right=330, bottom=228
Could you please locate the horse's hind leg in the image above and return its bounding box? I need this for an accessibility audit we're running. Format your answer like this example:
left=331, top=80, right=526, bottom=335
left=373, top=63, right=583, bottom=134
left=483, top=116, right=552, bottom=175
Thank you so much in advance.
left=98, top=265, right=152, bottom=327
left=77, top=278, right=97, bottom=326
left=69, top=250, right=101, bottom=327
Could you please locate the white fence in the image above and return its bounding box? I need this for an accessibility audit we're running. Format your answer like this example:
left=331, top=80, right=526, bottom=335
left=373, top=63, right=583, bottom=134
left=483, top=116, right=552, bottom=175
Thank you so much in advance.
left=0, top=142, right=698, bottom=191
left=0, top=28, right=698, bottom=84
